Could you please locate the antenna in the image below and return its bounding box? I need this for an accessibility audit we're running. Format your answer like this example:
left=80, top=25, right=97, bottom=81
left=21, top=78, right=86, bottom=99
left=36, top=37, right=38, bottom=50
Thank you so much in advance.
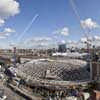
left=69, top=0, right=93, bottom=80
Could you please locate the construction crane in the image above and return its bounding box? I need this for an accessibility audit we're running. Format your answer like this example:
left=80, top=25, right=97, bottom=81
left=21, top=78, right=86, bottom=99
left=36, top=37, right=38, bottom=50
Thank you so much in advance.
left=69, top=0, right=93, bottom=80
left=69, top=0, right=91, bottom=53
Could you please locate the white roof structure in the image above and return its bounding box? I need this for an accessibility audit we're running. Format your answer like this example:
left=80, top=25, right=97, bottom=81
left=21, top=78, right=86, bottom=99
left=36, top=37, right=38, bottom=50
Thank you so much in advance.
left=16, top=58, right=90, bottom=81
left=52, top=52, right=88, bottom=58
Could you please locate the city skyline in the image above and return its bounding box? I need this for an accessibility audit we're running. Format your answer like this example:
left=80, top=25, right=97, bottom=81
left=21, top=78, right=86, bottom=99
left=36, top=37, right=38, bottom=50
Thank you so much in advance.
left=0, top=0, right=100, bottom=48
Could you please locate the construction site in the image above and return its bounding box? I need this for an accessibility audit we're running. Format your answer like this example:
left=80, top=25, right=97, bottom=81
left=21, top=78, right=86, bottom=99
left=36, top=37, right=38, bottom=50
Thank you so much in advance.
left=0, top=44, right=99, bottom=100
left=0, top=0, right=100, bottom=100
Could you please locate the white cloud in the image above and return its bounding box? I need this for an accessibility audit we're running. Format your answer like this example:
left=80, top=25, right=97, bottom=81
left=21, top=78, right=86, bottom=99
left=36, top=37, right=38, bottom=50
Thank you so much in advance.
left=66, top=40, right=78, bottom=48
left=0, top=0, right=20, bottom=26
left=67, top=40, right=72, bottom=44
left=22, top=37, right=57, bottom=49
left=60, top=40, right=66, bottom=44
left=80, top=37, right=87, bottom=42
left=91, top=35, right=100, bottom=47
left=0, top=0, right=20, bottom=19
left=81, top=18, right=99, bottom=29
left=0, top=19, right=5, bottom=26
left=94, top=35, right=100, bottom=41
left=80, top=36, right=94, bottom=43
left=54, top=27, right=69, bottom=36
left=68, top=42, right=77, bottom=48
left=0, top=28, right=15, bottom=38
left=80, top=36, right=100, bottom=48
left=30, top=37, right=52, bottom=42
left=60, top=27, right=69, bottom=36
left=4, top=28, right=15, bottom=33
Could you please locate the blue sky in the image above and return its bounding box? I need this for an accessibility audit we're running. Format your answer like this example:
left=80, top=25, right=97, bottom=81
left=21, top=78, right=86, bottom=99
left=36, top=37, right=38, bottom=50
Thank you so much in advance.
left=0, top=0, right=100, bottom=48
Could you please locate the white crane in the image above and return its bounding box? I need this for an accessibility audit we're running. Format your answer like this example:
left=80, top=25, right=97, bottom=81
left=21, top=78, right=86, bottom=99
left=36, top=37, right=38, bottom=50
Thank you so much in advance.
left=69, top=0, right=92, bottom=51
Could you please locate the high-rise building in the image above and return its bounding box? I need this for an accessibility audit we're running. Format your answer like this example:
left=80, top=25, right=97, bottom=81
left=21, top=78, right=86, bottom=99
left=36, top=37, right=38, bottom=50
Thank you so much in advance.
left=58, top=44, right=66, bottom=53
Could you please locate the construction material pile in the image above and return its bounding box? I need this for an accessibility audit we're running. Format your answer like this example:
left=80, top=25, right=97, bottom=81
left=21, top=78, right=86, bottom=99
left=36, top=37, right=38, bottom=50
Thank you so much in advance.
left=16, top=58, right=90, bottom=81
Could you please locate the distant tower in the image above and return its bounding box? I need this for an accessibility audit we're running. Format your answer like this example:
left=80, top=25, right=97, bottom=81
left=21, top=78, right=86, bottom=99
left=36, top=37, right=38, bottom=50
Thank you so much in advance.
left=58, top=44, right=66, bottom=53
